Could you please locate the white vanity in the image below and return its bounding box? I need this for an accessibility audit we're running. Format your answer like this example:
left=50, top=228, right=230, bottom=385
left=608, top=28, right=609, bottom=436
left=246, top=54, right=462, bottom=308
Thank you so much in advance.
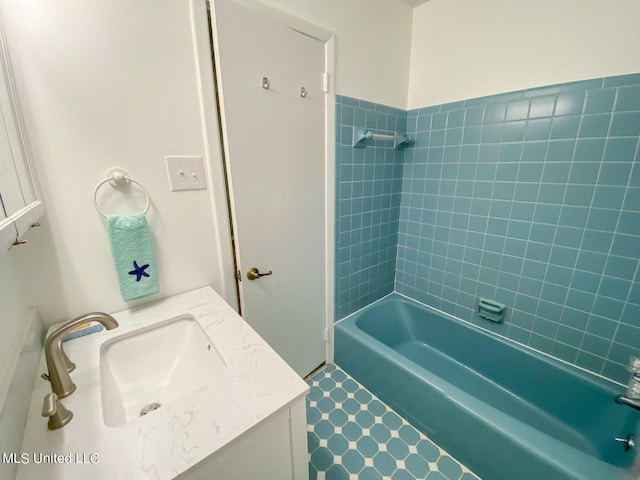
left=16, top=287, right=310, bottom=480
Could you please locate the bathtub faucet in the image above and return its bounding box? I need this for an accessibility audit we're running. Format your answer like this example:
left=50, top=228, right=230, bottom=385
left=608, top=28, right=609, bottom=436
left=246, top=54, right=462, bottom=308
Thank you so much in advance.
left=616, top=369, right=640, bottom=411
left=615, top=394, right=640, bottom=411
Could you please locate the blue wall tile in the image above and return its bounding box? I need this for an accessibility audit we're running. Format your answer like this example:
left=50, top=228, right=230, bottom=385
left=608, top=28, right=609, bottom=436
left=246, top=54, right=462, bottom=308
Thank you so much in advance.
left=603, top=74, right=640, bottom=87
left=574, top=138, right=605, bottom=161
left=465, top=106, right=484, bottom=125
left=529, top=96, right=555, bottom=118
left=612, top=112, right=640, bottom=137
left=584, top=88, right=616, bottom=114
left=550, top=116, right=580, bottom=139
left=395, top=73, right=640, bottom=384
left=336, top=73, right=640, bottom=385
left=525, top=118, right=552, bottom=140
left=578, top=114, right=611, bottom=138
left=555, top=92, right=584, bottom=116
left=616, top=86, right=640, bottom=111
left=334, top=96, right=405, bottom=319
left=506, top=100, right=530, bottom=121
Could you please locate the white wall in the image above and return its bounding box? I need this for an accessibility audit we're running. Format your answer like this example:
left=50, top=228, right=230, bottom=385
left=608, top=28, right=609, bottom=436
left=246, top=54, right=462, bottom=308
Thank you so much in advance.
left=0, top=251, right=31, bottom=376
left=0, top=0, right=235, bottom=326
left=258, top=0, right=413, bottom=109
left=407, top=0, right=640, bottom=109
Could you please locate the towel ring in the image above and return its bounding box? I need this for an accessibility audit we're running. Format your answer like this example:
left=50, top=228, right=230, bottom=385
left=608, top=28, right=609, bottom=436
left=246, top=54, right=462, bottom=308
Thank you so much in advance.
left=93, top=168, right=150, bottom=219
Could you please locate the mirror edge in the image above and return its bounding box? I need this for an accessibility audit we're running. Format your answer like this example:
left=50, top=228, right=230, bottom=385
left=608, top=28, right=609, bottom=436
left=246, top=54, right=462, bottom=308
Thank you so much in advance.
left=0, top=7, right=45, bottom=256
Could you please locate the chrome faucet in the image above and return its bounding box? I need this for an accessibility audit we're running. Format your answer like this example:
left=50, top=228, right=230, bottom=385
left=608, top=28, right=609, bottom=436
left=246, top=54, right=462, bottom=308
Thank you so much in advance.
left=615, top=394, right=640, bottom=411
left=615, top=369, right=640, bottom=411
left=44, top=312, right=119, bottom=398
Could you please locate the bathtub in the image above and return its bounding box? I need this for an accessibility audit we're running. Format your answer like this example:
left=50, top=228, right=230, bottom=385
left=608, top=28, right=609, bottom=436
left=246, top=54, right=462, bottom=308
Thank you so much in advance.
left=335, top=293, right=639, bottom=480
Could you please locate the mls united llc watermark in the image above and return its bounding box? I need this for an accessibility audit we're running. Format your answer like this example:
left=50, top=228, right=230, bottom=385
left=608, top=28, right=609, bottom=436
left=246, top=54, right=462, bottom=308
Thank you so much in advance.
left=2, top=452, right=100, bottom=464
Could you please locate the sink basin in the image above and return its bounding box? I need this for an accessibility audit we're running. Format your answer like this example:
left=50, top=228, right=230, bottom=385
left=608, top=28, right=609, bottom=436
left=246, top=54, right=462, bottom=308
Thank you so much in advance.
left=99, top=315, right=226, bottom=427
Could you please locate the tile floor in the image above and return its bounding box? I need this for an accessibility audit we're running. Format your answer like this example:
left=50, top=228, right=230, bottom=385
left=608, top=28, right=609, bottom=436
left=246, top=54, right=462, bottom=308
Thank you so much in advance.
left=306, top=364, right=481, bottom=480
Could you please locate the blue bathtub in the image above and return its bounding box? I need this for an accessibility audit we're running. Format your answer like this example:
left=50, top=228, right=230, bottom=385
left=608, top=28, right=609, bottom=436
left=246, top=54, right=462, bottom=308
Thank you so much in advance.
left=335, top=293, right=639, bottom=480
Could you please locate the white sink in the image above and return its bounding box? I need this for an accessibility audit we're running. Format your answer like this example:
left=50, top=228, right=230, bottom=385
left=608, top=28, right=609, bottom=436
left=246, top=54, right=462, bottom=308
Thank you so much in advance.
left=99, top=314, right=227, bottom=427
left=18, top=287, right=310, bottom=480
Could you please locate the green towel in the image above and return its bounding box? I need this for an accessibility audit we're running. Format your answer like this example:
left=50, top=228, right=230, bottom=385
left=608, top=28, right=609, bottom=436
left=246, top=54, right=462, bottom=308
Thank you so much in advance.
left=107, top=213, right=159, bottom=301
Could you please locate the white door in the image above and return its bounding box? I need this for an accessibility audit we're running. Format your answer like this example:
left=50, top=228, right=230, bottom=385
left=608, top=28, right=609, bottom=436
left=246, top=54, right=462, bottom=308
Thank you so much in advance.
left=211, top=0, right=327, bottom=377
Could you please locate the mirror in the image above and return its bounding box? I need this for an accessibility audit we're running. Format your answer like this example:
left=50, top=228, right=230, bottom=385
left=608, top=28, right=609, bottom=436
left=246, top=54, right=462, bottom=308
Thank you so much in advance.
left=0, top=15, right=43, bottom=253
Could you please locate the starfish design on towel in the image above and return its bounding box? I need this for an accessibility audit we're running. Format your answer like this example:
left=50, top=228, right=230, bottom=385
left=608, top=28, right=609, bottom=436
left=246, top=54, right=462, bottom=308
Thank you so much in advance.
left=128, top=260, right=150, bottom=282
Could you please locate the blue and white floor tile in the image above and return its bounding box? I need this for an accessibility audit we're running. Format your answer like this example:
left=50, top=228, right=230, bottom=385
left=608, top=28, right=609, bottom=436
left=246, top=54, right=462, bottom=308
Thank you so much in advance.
left=306, top=364, right=481, bottom=480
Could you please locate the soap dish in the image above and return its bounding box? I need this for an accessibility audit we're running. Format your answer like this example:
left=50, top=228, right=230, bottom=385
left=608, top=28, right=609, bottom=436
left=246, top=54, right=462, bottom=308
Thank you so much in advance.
left=477, top=298, right=506, bottom=322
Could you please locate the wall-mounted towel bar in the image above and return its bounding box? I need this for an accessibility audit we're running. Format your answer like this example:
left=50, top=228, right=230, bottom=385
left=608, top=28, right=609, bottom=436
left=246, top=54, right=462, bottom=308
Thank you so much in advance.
left=353, top=128, right=411, bottom=150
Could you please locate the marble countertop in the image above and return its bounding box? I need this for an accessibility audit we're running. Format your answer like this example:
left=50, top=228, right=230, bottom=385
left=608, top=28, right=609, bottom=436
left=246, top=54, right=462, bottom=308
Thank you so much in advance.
left=16, top=287, right=309, bottom=480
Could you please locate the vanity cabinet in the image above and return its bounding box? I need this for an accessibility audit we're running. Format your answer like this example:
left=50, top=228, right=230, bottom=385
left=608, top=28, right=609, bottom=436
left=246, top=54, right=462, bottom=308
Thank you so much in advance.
left=182, top=399, right=308, bottom=480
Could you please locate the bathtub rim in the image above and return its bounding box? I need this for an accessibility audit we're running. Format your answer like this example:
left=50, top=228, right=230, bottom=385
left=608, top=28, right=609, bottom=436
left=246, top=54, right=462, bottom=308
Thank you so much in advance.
left=336, top=291, right=626, bottom=389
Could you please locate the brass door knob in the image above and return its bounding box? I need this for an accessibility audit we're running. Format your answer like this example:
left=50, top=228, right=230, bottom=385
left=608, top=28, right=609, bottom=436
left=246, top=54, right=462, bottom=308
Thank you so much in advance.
left=247, top=267, right=273, bottom=280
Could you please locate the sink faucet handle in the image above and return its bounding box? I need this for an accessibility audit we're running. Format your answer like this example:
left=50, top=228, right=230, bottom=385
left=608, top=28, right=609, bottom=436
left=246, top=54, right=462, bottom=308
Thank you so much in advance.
left=40, top=356, right=74, bottom=383
left=41, top=392, right=73, bottom=430
left=61, top=349, right=76, bottom=372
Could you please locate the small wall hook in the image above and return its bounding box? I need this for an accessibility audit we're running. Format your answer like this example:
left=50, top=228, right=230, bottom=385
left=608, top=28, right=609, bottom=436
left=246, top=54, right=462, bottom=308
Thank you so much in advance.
left=12, top=236, right=27, bottom=246
left=262, top=77, right=271, bottom=89
left=300, top=87, right=308, bottom=98
left=10, top=219, right=26, bottom=247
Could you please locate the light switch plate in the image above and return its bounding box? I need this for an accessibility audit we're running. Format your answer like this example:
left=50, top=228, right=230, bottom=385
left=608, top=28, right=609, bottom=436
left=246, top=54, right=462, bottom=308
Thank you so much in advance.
left=166, top=156, right=206, bottom=191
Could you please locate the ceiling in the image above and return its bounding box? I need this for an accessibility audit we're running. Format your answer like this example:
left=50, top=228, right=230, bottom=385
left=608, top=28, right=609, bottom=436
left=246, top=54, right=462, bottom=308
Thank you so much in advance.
left=398, top=0, right=431, bottom=7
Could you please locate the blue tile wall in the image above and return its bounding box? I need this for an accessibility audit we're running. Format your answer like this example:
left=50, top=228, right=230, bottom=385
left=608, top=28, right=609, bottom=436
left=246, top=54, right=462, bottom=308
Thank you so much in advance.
left=335, top=95, right=405, bottom=320
left=396, top=73, right=640, bottom=384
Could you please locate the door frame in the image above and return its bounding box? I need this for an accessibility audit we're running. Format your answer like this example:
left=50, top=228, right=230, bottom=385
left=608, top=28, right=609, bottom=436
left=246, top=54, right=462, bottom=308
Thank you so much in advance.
left=197, top=0, right=336, bottom=365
